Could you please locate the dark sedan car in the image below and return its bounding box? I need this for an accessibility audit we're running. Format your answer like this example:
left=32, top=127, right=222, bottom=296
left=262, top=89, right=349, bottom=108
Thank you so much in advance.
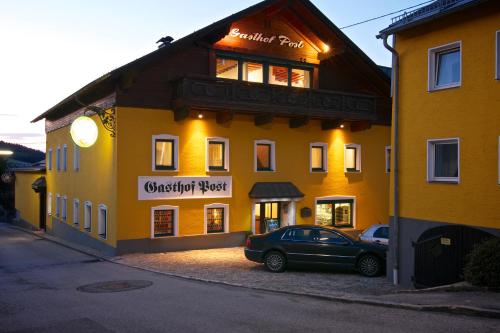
left=245, top=225, right=387, bottom=277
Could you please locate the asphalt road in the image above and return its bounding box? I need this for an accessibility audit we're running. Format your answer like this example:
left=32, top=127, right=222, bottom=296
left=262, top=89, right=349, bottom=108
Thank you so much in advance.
left=0, top=224, right=498, bottom=333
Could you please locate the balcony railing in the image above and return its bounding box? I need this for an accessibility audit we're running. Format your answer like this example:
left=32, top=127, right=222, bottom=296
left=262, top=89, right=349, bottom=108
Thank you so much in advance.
left=391, top=0, right=469, bottom=25
left=173, top=76, right=377, bottom=121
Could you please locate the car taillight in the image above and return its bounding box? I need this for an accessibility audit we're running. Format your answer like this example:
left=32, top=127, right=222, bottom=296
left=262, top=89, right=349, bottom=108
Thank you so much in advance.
left=246, top=238, right=251, bottom=248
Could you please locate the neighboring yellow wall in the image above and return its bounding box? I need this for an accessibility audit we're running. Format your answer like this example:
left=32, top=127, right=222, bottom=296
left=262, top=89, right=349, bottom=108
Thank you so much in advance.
left=117, top=107, right=390, bottom=240
left=45, top=113, right=117, bottom=246
left=14, top=171, right=43, bottom=228
left=391, top=4, right=500, bottom=229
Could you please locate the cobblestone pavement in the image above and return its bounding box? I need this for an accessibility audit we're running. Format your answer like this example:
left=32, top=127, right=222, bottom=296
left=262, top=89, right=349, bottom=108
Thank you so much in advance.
left=118, top=247, right=400, bottom=297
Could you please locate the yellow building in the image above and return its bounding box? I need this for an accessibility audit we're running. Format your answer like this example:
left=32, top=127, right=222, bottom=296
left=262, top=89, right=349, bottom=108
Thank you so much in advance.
left=379, top=0, right=500, bottom=287
left=13, top=168, right=46, bottom=230
left=27, top=0, right=391, bottom=255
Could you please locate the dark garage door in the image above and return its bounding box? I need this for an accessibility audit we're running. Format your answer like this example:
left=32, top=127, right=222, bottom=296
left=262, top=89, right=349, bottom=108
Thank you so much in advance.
left=414, top=225, right=493, bottom=288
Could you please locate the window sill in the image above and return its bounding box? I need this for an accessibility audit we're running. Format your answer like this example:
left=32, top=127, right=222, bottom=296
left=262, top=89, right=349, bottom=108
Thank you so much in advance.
left=345, top=170, right=361, bottom=174
left=428, top=83, right=461, bottom=92
left=207, top=169, right=229, bottom=173
left=256, top=170, right=276, bottom=173
left=428, top=179, right=459, bottom=184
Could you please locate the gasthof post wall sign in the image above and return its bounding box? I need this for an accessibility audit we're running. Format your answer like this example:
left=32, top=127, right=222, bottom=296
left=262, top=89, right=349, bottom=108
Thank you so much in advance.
left=138, top=176, right=232, bottom=200
left=228, top=28, right=305, bottom=48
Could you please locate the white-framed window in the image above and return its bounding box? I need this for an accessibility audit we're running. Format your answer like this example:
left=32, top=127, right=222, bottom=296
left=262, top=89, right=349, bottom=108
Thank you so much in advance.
left=84, top=201, right=92, bottom=231
left=427, top=138, right=460, bottom=183
left=344, top=144, right=361, bottom=173
left=206, top=137, right=230, bottom=172
left=61, top=196, right=67, bottom=221
left=310, top=142, right=328, bottom=173
left=73, top=199, right=80, bottom=225
left=254, top=139, right=276, bottom=172
left=315, top=196, right=356, bottom=229
left=496, top=30, right=499, bottom=80
left=47, top=192, right=52, bottom=215
left=151, top=205, right=179, bottom=238
left=55, top=193, right=60, bottom=217
left=47, top=148, right=52, bottom=171
left=204, top=203, right=229, bottom=234
left=73, top=143, right=80, bottom=171
left=428, top=41, right=461, bottom=91
left=152, top=134, right=179, bottom=171
left=56, top=146, right=61, bottom=171
left=385, top=146, right=391, bottom=173
left=62, top=144, right=67, bottom=171
left=98, top=204, right=107, bottom=239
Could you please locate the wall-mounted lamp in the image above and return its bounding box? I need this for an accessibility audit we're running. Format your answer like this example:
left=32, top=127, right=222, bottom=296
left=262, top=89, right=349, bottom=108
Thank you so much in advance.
left=197, top=112, right=204, bottom=119
left=70, top=97, right=116, bottom=148
left=340, top=124, right=345, bottom=129
left=323, top=44, right=330, bottom=53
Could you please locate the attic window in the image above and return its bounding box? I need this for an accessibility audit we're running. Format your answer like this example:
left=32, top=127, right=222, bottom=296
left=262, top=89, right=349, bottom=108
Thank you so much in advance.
left=215, top=55, right=313, bottom=88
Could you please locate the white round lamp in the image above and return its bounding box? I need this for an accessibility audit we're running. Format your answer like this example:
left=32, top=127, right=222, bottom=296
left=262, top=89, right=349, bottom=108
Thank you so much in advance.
left=70, top=116, right=98, bottom=148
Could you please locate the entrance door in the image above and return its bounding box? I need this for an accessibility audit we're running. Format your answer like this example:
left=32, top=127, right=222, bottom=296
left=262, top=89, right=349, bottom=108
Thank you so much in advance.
left=39, top=190, right=46, bottom=230
left=254, top=202, right=281, bottom=234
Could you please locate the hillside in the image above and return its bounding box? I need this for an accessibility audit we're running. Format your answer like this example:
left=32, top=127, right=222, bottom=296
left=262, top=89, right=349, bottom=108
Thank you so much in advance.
left=0, top=141, right=45, bottom=164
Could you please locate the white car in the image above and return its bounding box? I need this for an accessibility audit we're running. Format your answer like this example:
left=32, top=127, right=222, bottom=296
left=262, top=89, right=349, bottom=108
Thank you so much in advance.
left=359, top=224, right=389, bottom=245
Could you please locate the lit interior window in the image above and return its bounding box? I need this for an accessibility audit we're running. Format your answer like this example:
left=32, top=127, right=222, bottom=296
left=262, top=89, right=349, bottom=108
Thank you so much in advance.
left=154, top=209, right=175, bottom=237
left=269, top=65, right=288, bottom=86
left=208, top=141, right=225, bottom=170
left=291, top=68, right=310, bottom=88
left=216, top=58, right=238, bottom=80
left=155, top=139, right=174, bottom=170
left=345, top=147, right=357, bottom=171
left=316, top=200, right=353, bottom=228
left=242, top=62, right=263, bottom=83
left=256, top=144, right=271, bottom=170
left=311, top=146, right=324, bottom=171
left=207, top=207, right=224, bottom=233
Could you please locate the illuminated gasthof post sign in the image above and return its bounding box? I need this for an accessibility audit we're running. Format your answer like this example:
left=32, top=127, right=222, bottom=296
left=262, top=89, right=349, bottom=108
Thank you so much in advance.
left=229, top=28, right=305, bottom=48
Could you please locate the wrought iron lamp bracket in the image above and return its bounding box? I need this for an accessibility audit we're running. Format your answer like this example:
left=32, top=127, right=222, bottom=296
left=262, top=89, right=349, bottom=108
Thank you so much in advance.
left=75, top=96, right=116, bottom=137
left=84, top=106, right=116, bottom=137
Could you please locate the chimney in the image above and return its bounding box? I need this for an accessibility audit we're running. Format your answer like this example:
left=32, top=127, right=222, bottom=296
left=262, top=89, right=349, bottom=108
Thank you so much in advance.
left=156, top=36, right=174, bottom=48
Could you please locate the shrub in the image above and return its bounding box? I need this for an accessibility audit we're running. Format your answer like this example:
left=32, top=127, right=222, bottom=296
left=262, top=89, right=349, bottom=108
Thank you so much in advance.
left=464, top=237, right=500, bottom=288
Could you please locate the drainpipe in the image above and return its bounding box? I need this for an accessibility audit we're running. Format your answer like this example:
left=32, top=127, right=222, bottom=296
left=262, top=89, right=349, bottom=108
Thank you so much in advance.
left=377, top=33, right=400, bottom=285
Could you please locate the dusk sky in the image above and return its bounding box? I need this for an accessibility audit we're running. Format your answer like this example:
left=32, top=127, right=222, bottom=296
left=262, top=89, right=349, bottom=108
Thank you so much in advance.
left=0, top=0, right=425, bottom=152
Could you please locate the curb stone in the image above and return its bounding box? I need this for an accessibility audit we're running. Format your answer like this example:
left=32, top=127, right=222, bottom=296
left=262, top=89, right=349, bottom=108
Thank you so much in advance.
left=6, top=224, right=500, bottom=320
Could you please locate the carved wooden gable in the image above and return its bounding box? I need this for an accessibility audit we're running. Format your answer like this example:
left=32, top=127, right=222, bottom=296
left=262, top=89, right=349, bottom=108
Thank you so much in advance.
left=214, top=12, right=324, bottom=64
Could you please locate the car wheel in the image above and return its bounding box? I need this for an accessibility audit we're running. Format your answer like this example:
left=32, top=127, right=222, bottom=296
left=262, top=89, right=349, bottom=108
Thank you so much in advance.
left=357, top=254, right=382, bottom=277
left=264, top=251, right=286, bottom=273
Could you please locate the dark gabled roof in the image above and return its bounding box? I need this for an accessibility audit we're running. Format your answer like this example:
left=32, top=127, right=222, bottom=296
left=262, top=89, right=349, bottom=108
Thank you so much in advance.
left=379, top=0, right=491, bottom=36
left=249, top=182, right=304, bottom=199
left=33, top=0, right=389, bottom=123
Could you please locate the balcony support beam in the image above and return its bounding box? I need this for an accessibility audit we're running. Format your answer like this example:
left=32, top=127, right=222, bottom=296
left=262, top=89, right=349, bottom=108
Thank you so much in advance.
left=321, top=119, right=343, bottom=130
left=254, top=114, right=274, bottom=126
left=289, top=116, right=310, bottom=128
left=350, top=120, right=372, bottom=132
left=216, top=111, right=233, bottom=124
left=174, top=105, right=190, bottom=122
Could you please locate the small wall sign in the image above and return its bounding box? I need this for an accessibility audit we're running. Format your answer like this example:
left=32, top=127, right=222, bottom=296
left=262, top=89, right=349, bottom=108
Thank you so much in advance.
left=138, top=176, right=232, bottom=200
left=440, top=237, right=451, bottom=246
left=228, top=28, right=305, bottom=49
left=300, top=207, right=312, bottom=218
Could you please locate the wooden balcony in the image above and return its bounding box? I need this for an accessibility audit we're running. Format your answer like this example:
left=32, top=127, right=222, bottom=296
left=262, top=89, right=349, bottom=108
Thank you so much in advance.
left=172, top=76, right=378, bottom=125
